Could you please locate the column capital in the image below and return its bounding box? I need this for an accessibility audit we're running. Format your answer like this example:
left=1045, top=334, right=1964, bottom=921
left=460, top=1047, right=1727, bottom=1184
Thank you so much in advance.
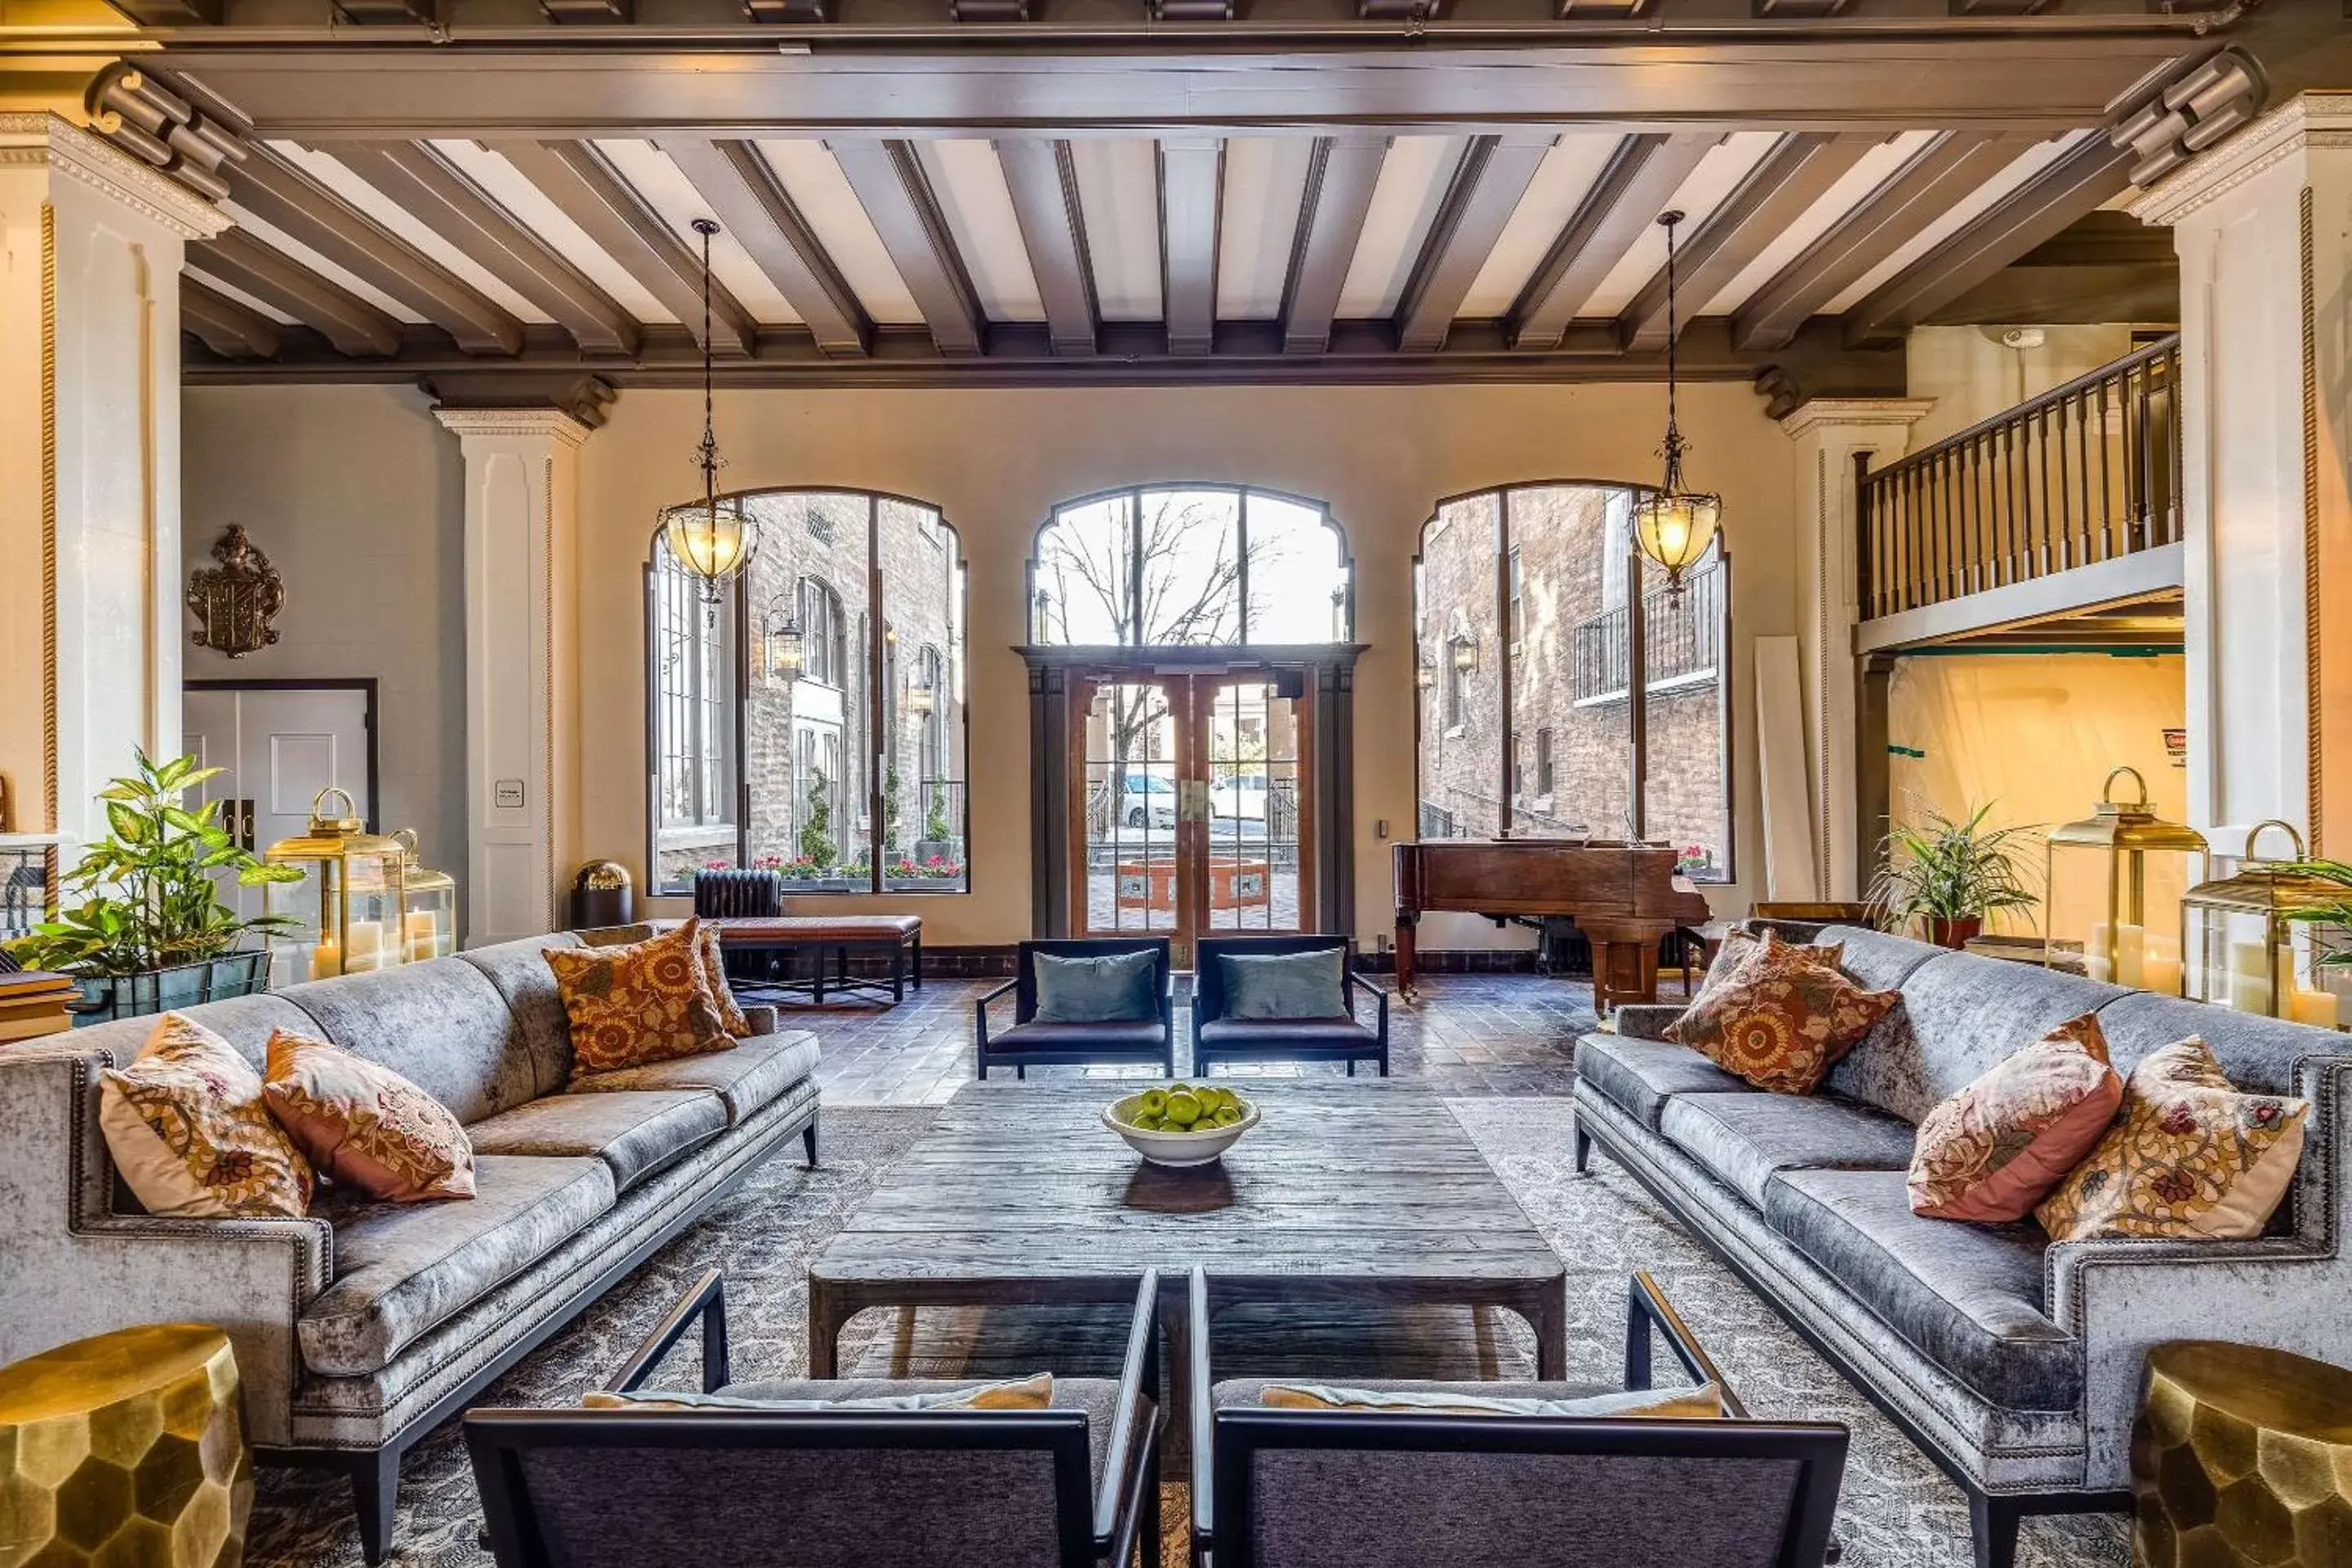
left=427, top=372, right=616, bottom=439
left=0, top=112, right=228, bottom=240
left=432, top=406, right=598, bottom=448
left=2130, top=91, right=2352, bottom=228
left=1776, top=397, right=1936, bottom=442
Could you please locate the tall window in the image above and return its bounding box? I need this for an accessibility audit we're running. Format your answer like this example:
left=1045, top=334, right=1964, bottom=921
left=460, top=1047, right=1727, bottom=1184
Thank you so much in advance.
left=1413, top=482, right=1731, bottom=882
left=645, top=489, right=968, bottom=896
left=1030, top=484, right=1352, bottom=648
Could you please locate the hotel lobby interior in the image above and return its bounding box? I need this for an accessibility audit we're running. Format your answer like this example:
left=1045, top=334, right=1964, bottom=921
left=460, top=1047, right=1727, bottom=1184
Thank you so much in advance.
left=7, top=4, right=2352, bottom=1566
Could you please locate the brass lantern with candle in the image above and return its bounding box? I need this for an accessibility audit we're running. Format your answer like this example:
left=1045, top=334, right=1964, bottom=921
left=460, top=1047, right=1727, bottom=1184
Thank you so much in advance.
left=2181, top=822, right=2348, bottom=1029
left=263, top=788, right=410, bottom=982
left=390, top=830, right=458, bottom=964
left=2042, top=767, right=2206, bottom=992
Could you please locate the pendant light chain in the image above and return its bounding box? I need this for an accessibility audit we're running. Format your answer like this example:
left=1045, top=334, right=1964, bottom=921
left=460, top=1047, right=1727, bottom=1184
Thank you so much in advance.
left=663, top=216, right=755, bottom=612
left=1660, top=208, right=1685, bottom=490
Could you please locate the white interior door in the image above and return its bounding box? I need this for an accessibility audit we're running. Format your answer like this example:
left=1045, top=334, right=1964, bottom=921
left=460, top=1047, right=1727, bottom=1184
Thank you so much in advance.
left=181, top=685, right=373, bottom=924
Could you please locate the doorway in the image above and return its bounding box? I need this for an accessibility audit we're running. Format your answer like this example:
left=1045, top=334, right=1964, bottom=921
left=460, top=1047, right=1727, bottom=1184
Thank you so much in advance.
left=182, top=680, right=377, bottom=921
left=1070, top=671, right=1312, bottom=965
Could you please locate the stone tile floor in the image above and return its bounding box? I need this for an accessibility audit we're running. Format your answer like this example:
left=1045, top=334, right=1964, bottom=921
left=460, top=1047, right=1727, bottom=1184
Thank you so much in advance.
left=773, top=971, right=1663, bottom=1107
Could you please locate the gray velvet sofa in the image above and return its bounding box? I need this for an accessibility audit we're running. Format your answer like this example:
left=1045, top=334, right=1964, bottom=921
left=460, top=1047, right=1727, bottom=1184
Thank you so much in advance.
left=0, top=929, right=822, bottom=1565
left=1571, top=923, right=2352, bottom=1568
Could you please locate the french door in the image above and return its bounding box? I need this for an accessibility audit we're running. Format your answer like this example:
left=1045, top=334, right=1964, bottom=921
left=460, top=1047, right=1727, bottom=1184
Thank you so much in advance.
left=1069, top=671, right=1312, bottom=967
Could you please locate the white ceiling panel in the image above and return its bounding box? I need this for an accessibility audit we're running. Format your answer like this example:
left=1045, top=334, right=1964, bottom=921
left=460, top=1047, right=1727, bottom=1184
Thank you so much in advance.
left=1824, top=131, right=2096, bottom=313
left=593, top=138, right=800, bottom=325
left=1702, top=130, right=1939, bottom=316
left=1459, top=132, right=1622, bottom=319
left=185, top=266, right=298, bottom=326
left=758, top=140, right=924, bottom=326
left=430, top=139, right=674, bottom=323
left=915, top=140, right=1045, bottom=323
left=220, top=202, right=425, bottom=324
left=1580, top=131, right=1784, bottom=318
left=1067, top=137, right=1162, bottom=323
left=264, top=141, right=552, bottom=325
left=1217, top=136, right=1312, bottom=321
left=1336, top=135, right=1467, bottom=319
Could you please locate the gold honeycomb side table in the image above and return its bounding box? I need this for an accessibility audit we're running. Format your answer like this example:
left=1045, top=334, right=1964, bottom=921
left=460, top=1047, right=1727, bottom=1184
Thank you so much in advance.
left=2132, top=1339, right=2352, bottom=1568
left=0, top=1324, right=252, bottom=1568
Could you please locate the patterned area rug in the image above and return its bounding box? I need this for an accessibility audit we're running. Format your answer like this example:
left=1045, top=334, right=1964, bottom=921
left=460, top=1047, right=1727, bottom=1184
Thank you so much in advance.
left=244, top=1100, right=2131, bottom=1567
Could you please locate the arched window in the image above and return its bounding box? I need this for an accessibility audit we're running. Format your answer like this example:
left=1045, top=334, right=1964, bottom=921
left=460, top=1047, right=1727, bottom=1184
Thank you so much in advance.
left=1414, top=481, right=1730, bottom=883
left=644, top=490, right=967, bottom=896
left=1028, top=484, right=1352, bottom=648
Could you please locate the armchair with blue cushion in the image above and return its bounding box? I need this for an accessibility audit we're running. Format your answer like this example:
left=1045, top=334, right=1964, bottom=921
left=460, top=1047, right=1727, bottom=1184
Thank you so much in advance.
left=977, top=938, right=1177, bottom=1080
left=1191, top=935, right=1389, bottom=1078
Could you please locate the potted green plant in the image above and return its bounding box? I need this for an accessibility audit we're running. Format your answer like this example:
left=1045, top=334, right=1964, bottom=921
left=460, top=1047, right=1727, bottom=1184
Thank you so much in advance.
left=7, top=751, right=303, bottom=1022
left=2285, top=859, right=2352, bottom=977
left=1869, top=803, right=2041, bottom=950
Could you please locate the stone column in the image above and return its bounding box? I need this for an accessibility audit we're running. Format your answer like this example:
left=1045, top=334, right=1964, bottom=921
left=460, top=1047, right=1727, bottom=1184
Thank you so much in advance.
left=1779, top=397, right=1936, bottom=900
left=0, top=113, right=225, bottom=850
left=2132, top=91, right=2352, bottom=858
left=433, top=408, right=592, bottom=947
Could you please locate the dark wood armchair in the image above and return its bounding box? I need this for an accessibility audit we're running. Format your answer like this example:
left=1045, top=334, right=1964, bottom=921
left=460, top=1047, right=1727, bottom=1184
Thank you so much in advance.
left=1191, top=935, right=1389, bottom=1078
left=975, top=938, right=1176, bottom=1080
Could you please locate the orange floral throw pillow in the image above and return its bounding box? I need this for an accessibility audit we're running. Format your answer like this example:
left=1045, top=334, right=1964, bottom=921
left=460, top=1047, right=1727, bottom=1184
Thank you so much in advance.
left=2036, top=1038, right=2308, bottom=1243
left=1665, top=929, right=1898, bottom=1095
left=546, top=918, right=737, bottom=1074
left=1695, top=929, right=1846, bottom=1005
left=1909, top=1013, right=2123, bottom=1223
left=96, top=1013, right=313, bottom=1218
left=263, top=1028, right=474, bottom=1202
left=693, top=919, right=752, bottom=1037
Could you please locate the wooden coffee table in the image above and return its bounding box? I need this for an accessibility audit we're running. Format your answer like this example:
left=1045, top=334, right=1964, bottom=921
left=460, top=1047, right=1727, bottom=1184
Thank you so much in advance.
left=807, top=1081, right=1567, bottom=1393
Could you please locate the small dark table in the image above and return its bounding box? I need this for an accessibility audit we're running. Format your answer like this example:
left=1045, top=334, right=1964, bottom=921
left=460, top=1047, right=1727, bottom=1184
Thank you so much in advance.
left=808, top=1081, right=1567, bottom=1434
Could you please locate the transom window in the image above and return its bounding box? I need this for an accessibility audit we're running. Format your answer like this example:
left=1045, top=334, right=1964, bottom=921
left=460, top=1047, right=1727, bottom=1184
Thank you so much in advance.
left=1029, top=484, right=1353, bottom=648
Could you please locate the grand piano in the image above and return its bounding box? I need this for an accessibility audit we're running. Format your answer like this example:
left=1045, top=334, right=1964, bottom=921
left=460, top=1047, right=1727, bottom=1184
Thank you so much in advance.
left=1392, top=838, right=1713, bottom=1011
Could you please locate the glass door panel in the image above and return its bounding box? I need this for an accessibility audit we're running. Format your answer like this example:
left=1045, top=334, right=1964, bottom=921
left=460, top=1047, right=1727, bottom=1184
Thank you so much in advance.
left=1080, top=681, right=1182, bottom=936
left=1204, top=680, right=1308, bottom=933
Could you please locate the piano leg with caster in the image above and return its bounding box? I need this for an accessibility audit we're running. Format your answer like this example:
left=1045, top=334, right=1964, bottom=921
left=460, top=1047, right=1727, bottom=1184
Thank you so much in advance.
left=1393, top=915, right=1419, bottom=1001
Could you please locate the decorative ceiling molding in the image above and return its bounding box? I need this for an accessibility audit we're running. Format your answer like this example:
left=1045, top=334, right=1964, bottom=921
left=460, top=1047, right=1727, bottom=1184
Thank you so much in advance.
left=425, top=372, right=617, bottom=429
left=0, top=110, right=231, bottom=240
left=2128, top=89, right=2352, bottom=228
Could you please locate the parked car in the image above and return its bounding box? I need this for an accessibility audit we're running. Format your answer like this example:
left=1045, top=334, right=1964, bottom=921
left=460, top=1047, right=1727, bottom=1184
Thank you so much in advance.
left=1210, top=773, right=1269, bottom=821
left=1120, top=772, right=1176, bottom=829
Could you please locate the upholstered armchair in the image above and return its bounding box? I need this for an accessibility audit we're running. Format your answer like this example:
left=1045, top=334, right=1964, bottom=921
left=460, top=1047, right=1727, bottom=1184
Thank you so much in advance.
left=975, top=938, right=1176, bottom=1080
left=1191, top=936, right=1389, bottom=1078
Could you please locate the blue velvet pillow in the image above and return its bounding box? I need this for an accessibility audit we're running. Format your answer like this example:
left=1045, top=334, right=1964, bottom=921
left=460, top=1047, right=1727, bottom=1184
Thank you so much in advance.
left=1219, top=950, right=1348, bottom=1020
left=1032, top=950, right=1159, bottom=1024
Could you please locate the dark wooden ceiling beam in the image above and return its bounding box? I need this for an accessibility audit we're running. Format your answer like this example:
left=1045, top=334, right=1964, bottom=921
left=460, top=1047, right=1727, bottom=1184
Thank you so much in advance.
left=657, top=136, right=870, bottom=357
left=1508, top=131, right=1713, bottom=352
left=1730, top=129, right=2018, bottom=352
left=1618, top=131, right=1873, bottom=351
left=229, top=145, right=523, bottom=356
left=1396, top=130, right=1554, bottom=354
left=1159, top=136, right=1223, bottom=358
left=1842, top=131, right=2131, bottom=348
left=1281, top=134, right=1387, bottom=356
left=189, top=229, right=402, bottom=356
left=493, top=139, right=755, bottom=358
left=336, top=140, right=642, bottom=354
left=995, top=138, right=1098, bottom=357
left=829, top=138, right=985, bottom=357
left=180, top=278, right=280, bottom=359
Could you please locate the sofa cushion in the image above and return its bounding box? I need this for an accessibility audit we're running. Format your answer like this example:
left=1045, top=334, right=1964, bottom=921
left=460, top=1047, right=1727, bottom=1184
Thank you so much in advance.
left=456, top=933, right=586, bottom=1099
left=1659, top=1092, right=1919, bottom=1209
left=1811, top=924, right=1949, bottom=993
left=69, top=993, right=315, bottom=1075
left=300, top=1153, right=615, bottom=1376
left=546, top=922, right=736, bottom=1075
left=1574, top=1035, right=1753, bottom=1130
left=1764, top=1168, right=2079, bottom=1411
left=1032, top=949, right=1160, bottom=1025
left=987, top=1020, right=1168, bottom=1054
left=467, top=1089, right=728, bottom=1192
left=2093, top=991, right=2330, bottom=1096
left=97, top=1012, right=314, bottom=1218
left=1907, top=1013, right=2121, bottom=1223
left=263, top=1027, right=476, bottom=1202
left=283, top=956, right=540, bottom=1125
left=1198, top=1018, right=1379, bottom=1053
left=567, top=1031, right=819, bottom=1125
left=1219, top=949, right=1348, bottom=1020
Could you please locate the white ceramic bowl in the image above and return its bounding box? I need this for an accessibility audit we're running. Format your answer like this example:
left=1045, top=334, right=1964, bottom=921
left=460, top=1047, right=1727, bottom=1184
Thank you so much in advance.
left=1102, top=1091, right=1260, bottom=1167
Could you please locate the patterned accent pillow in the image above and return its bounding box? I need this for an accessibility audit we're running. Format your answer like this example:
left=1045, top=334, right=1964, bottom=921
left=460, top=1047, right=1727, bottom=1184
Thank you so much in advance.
left=262, top=1028, right=475, bottom=1202
left=1665, top=929, right=1898, bottom=1095
left=2036, top=1037, right=2309, bottom=1242
left=693, top=920, right=752, bottom=1037
left=1695, top=929, right=1845, bottom=1004
left=581, top=1373, right=1054, bottom=1412
left=546, top=919, right=737, bottom=1075
left=97, top=1013, right=314, bottom=1218
left=1909, top=1013, right=2123, bottom=1223
left=1258, top=1382, right=1724, bottom=1419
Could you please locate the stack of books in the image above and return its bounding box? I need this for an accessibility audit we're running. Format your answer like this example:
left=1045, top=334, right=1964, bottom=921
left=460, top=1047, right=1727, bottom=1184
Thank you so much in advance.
left=0, top=969, right=78, bottom=1043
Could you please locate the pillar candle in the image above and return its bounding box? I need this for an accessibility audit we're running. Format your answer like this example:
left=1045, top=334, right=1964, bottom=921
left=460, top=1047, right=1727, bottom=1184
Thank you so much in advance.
left=404, top=911, right=438, bottom=963
left=2116, top=923, right=2145, bottom=988
left=2084, top=956, right=2114, bottom=984
left=2288, top=989, right=2343, bottom=1030
left=345, top=920, right=385, bottom=973
left=309, top=935, right=341, bottom=981
left=2088, top=921, right=2111, bottom=972
left=2229, top=940, right=2274, bottom=1015
left=2140, top=955, right=2184, bottom=996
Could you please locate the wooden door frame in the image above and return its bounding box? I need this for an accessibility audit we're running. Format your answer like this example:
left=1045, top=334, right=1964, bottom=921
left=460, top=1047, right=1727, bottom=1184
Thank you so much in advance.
left=182, top=677, right=383, bottom=833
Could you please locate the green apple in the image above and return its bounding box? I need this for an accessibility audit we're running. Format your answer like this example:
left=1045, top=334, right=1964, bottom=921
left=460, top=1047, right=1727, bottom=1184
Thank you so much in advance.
left=1211, top=1105, right=1244, bottom=1127
left=1164, top=1089, right=1203, bottom=1127
left=1138, top=1088, right=1168, bottom=1119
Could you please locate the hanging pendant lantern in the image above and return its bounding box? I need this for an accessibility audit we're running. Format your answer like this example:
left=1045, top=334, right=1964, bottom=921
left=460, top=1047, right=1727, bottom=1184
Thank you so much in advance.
left=660, top=218, right=756, bottom=604
left=1632, top=210, right=1723, bottom=595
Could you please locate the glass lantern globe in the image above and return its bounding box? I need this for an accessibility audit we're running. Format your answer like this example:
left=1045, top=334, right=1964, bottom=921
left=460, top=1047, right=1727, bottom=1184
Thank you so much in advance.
left=2042, top=766, right=2206, bottom=991
left=390, top=829, right=458, bottom=963
left=2181, top=821, right=2347, bottom=1027
left=264, top=787, right=411, bottom=982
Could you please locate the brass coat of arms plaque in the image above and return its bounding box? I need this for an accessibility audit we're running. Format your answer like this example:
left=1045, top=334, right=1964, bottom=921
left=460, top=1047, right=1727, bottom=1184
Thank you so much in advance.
left=186, top=524, right=285, bottom=658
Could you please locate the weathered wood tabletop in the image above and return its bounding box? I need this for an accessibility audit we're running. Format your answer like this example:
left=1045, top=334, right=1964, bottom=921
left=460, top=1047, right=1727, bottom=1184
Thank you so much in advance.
left=807, top=1080, right=1566, bottom=1380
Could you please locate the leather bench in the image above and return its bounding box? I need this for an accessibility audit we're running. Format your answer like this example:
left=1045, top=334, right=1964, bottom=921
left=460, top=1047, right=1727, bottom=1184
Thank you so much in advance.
left=679, top=915, right=924, bottom=1005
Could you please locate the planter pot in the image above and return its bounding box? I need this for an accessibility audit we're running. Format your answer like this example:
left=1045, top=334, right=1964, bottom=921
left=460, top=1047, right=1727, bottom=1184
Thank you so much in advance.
left=1924, top=916, right=1982, bottom=951
left=68, top=950, right=269, bottom=1027
left=914, top=838, right=956, bottom=862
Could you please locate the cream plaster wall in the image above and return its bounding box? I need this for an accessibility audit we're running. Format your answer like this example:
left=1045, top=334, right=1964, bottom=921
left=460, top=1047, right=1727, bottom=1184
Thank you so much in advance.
left=1904, top=324, right=2145, bottom=449
left=181, top=384, right=469, bottom=889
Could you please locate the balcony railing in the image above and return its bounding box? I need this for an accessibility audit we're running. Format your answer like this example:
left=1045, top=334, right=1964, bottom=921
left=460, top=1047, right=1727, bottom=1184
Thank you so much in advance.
left=1567, top=564, right=1725, bottom=704
left=1859, top=333, right=2181, bottom=621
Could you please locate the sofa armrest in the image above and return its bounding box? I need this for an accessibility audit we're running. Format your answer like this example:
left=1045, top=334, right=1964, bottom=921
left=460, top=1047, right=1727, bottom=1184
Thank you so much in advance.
left=738, top=1004, right=777, bottom=1037
left=1611, top=1004, right=1687, bottom=1041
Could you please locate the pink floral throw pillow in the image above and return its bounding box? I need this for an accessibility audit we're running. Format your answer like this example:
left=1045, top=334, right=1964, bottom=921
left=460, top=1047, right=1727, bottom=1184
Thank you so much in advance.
left=1909, top=1013, right=2123, bottom=1223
